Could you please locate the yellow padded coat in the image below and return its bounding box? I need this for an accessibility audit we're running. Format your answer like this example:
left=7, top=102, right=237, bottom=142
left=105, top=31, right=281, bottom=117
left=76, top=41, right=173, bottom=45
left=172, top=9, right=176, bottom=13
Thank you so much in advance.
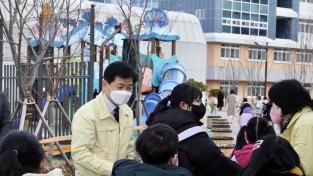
left=71, top=91, right=134, bottom=176
left=283, top=106, right=313, bottom=176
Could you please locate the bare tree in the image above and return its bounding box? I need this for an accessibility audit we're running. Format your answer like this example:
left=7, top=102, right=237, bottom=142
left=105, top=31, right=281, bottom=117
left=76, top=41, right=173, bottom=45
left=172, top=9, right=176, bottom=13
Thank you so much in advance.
left=115, top=0, right=178, bottom=126
left=243, top=46, right=265, bottom=107
left=219, top=59, right=241, bottom=94
left=284, top=31, right=313, bottom=85
left=0, top=0, right=85, bottom=168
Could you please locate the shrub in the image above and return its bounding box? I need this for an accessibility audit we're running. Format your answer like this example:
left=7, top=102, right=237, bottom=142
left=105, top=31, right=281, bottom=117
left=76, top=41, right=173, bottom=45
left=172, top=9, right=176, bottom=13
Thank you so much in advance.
left=209, top=89, right=226, bottom=96
left=186, top=78, right=208, bottom=92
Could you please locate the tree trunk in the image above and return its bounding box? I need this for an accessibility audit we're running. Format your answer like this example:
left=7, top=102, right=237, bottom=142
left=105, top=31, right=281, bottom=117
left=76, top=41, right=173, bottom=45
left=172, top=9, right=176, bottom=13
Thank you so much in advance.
left=47, top=99, right=56, bottom=164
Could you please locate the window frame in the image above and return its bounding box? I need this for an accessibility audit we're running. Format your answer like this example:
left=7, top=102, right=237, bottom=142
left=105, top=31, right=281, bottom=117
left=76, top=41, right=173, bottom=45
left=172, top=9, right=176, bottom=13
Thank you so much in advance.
left=222, top=0, right=268, bottom=36
left=249, top=46, right=266, bottom=61
left=221, top=44, right=241, bottom=60
left=247, top=82, right=265, bottom=97
left=220, top=81, right=239, bottom=95
left=273, top=48, right=291, bottom=63
left=297, top=49, right=313, bottom=64
left=195, top=9, right=205, bottom=19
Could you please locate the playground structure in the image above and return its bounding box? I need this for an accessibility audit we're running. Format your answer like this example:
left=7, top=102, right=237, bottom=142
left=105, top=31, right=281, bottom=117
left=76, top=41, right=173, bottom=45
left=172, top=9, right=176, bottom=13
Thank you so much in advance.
left=9, top=3, right=196, bottom=167
left=130, top=8, right=187, bottom=126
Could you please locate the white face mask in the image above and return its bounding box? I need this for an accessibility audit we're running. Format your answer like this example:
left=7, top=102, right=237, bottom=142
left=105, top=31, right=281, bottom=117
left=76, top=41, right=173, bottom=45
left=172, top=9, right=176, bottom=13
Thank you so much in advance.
left=107, top=86, right=132, bottom=105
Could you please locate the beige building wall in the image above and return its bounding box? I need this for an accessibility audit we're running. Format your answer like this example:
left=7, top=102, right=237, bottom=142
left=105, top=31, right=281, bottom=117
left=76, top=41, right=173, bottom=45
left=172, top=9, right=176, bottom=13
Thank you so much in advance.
left=206, top=42, right=313, bottom=99
left=207, top=43, right=221, bottom=66
left=206, top=80, right=220, bottom=95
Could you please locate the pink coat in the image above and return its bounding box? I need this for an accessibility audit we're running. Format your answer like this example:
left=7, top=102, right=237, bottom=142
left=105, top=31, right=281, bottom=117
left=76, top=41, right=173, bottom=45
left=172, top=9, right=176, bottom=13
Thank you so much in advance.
left=231, top=144, right=254, bottom=168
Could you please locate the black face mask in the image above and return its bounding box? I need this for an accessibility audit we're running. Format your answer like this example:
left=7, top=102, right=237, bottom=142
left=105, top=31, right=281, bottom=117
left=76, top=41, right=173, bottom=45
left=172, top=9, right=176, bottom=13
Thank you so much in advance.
left=191, top=103, right=206, bottom=119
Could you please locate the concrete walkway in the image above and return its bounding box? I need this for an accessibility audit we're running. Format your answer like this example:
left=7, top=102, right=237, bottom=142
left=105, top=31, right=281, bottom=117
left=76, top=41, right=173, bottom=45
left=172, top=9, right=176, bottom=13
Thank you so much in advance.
left=202, top=105, right=282, bottom=143
left=201, top=106, right=239, bottom=142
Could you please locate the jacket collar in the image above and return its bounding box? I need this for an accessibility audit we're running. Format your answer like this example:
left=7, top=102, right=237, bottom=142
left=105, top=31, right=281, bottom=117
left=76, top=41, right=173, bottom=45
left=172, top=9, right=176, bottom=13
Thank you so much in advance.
left=96, top=90, right=112, bottom=120
left=286, top=106, right=311, bottom=129
left=96, top=90, right=131, bottom=122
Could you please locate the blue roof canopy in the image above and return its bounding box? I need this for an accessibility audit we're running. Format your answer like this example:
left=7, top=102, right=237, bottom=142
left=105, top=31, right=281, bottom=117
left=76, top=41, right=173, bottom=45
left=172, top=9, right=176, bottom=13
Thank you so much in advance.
left=135, top=8, right=180, bottom=41
left=136, top=25, right=180, bottom=41
left=62, top=22, right=114, bottom=47
left=28, top=31, right=63, bottom=48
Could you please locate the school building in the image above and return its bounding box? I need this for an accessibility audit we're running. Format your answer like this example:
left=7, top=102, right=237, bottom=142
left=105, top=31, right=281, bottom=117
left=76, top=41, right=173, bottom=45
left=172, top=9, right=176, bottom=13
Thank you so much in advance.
left=158, top=0, right=313, bottom=99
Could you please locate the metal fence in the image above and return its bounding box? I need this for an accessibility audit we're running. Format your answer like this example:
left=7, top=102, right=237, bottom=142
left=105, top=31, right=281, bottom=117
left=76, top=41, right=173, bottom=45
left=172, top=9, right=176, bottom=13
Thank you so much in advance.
left=0, top=62, right=90, bottom=139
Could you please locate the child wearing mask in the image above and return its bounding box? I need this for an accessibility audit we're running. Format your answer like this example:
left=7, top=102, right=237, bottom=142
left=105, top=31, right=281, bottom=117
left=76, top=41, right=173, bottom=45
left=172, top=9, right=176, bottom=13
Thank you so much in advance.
left=146, top=83, right=242, bottom=176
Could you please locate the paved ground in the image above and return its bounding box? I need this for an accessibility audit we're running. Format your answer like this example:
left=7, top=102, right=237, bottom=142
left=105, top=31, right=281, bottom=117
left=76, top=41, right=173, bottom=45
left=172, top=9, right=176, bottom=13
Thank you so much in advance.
left=201, top=106, right=240, bottom=142
left=201, top=105, right=282, bottom=144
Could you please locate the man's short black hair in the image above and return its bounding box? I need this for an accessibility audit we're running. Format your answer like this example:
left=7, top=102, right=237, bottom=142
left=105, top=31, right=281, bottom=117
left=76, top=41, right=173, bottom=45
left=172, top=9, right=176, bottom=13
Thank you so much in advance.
left=104, top=61, right=138, bottom=84
left=136, top=123, right=178, bottom=164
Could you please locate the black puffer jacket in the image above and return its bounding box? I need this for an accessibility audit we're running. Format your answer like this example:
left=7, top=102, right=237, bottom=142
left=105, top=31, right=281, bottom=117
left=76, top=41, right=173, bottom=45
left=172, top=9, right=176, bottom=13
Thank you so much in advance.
left=147, top=108, right=242, bottom=176
left=112, top=159, right=193, bottom=176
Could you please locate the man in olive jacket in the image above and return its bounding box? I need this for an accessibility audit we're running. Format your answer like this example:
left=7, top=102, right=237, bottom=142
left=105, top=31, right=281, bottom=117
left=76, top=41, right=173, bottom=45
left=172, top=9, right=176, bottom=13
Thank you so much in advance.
left=71, top=62, right=137, bottom=176
left=0, top=91, right=12, bottom=142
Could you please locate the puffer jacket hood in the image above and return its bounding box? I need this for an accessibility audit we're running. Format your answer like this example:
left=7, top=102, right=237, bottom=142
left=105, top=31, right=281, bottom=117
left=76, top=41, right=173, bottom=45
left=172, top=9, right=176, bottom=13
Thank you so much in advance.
left=243, top=107, right=254, bottom=114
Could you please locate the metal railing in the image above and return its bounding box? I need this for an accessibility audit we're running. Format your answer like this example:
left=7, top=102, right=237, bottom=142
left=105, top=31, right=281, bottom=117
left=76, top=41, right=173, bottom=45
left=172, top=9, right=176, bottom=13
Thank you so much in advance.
left=0, top=62, right=90, bottom=139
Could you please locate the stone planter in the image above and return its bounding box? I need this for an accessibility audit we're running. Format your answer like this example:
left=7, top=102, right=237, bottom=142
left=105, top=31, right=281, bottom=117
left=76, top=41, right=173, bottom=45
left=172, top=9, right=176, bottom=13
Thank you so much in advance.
left=211, top=125, right=231, bottom=129
left=211, top=129, right=232, bottom=137
left=212, top=118, right=228, bottom=121
left=207, top=116, right=222, bottom=128
left=212, top=121, right=230, bottom=126
left=212, top=121, right=229, bottom=124
left=211, top=136, right=234, bottom=144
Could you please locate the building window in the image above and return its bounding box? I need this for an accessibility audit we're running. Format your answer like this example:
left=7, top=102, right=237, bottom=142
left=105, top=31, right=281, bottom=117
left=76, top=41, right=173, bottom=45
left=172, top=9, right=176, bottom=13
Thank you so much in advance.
left=195, top=9, right=205, bottom=19
left=223, top=0, right=232, bottom=9
left=299, top=20, right=313, bottom=33
left=220, top=81, right=239, bottom=95
left=297, top=50, right=313, bottom=64
left=274, top=48, right=291, bottom=62
left=300, top=0, right=313, bottom=3
left=249, top=47, right=266, bottom=61
left=221, top=44, right=240, bottom=59
left=222, top=0, right=268, bottom=36
left=248, top=82, right=264, bottom=97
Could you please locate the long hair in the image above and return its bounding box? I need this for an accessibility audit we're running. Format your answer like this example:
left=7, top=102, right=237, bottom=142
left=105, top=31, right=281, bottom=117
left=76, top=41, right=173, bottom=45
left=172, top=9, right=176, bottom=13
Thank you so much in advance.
left=240, top=135, right=305, bottom=176
left=232, top=117, right=275, bottom=154
left=246, top=117, right=276, bottom=144
left=0, top=132, right=44, bottom=176
left=146, top=83, right=202, bottom=125
left=231, top=126, right=248, bottom=154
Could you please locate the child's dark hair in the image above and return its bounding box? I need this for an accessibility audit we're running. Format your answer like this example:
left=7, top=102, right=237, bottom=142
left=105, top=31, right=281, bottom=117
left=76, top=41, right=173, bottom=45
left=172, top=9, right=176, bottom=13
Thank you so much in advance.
left=232, top=117, right=275, bottom=151
left=239, top=103, right=251, bottom=116
left=136, top=123, right=178, bottom=164
left=240, top=135, right=305, bottom=176
left=0, top=131, right=44, bottom=176
left=146, top=83, right=202, bottom=125
left=104, top=61, right=138, bottom=83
